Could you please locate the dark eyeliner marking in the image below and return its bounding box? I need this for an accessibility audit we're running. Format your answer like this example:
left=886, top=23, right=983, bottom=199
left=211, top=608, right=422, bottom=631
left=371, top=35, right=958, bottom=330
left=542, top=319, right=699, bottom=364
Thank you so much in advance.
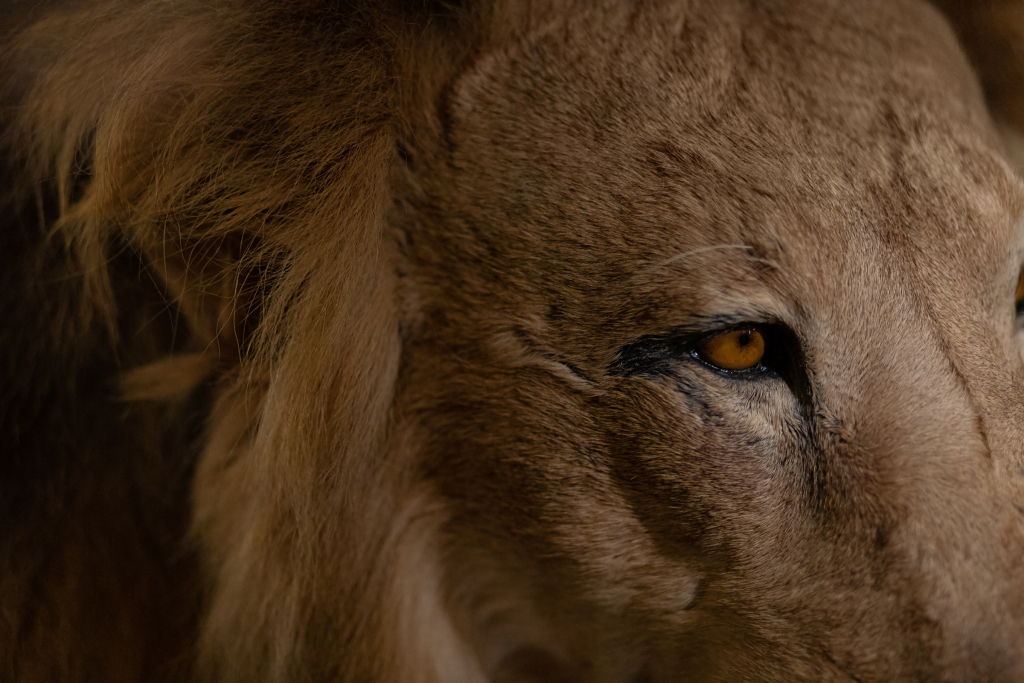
left=610, top=321, right=814, bottom=416
left=609, top=333, right=687, bottom=377
left=609, top=318, right=770, bottom=378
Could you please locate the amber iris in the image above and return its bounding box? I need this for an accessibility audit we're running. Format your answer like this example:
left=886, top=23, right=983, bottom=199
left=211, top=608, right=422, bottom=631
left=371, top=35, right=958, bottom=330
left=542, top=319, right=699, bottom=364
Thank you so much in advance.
left=697, top=328, right=766, bottom=371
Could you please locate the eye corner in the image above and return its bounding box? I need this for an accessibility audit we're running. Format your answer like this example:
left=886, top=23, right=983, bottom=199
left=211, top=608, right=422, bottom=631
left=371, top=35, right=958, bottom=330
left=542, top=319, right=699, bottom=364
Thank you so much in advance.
left=608, top=333, right=681, bottom=377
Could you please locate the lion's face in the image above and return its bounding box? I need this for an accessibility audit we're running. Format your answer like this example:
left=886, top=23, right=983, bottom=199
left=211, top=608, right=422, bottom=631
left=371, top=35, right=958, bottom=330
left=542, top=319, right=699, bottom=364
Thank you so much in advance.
left=399, top=0, right=1024, bottom=679
left=10, top=0, right=1024, bottom=680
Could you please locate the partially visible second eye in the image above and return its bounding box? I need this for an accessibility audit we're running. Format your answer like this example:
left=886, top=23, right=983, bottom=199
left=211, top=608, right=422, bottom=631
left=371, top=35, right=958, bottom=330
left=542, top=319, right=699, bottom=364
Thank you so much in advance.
left=1016, top=269, right=1024, bottom=318
left=696, top=328, right=766, bottom=372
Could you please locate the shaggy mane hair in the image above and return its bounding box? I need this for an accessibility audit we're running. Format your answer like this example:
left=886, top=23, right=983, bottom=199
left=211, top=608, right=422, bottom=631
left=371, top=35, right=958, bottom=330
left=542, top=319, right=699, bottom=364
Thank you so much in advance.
left=1, top=2, right=471, bottom=679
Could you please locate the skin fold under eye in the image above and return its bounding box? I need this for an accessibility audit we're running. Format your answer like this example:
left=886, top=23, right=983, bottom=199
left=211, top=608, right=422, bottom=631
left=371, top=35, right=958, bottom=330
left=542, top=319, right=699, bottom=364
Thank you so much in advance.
left=696, top=328, right=766, bottom=372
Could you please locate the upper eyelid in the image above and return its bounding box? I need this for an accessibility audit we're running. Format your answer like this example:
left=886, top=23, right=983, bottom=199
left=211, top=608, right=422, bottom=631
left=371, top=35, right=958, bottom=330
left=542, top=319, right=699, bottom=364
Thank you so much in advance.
left=618, top=313, right=782, bottom=349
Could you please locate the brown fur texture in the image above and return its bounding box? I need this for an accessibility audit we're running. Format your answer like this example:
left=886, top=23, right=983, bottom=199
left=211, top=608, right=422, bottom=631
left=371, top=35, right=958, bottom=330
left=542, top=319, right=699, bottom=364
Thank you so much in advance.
left=5, top=0, right=1024, bottom=681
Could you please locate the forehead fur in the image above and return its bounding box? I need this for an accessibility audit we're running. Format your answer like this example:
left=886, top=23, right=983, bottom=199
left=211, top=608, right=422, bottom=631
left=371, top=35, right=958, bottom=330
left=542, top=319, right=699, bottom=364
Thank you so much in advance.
left=408, top=0, right=1024, bottom=367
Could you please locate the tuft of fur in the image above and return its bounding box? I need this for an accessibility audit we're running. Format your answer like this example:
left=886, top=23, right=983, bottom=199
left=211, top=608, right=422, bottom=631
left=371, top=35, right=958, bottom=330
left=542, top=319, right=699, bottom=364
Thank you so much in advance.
left=5, top=1, right=1024, bottom=681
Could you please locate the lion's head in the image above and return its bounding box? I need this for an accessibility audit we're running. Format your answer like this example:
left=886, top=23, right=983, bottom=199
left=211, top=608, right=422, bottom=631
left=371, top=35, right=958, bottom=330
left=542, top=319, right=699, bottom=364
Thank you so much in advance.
left=4, top=0, right=1024, bottom=681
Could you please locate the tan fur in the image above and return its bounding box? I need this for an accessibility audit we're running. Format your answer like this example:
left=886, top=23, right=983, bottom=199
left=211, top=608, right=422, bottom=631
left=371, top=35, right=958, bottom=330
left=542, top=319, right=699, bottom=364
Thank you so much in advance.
left=5, top=0, right=1024, bottom=681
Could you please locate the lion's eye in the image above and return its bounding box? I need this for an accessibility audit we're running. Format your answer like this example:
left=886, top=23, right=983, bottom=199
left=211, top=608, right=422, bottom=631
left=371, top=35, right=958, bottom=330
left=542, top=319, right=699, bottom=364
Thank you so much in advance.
left=1016, top=270, right=1024, bottom=318
left=696, top=328, right=766, bottom=371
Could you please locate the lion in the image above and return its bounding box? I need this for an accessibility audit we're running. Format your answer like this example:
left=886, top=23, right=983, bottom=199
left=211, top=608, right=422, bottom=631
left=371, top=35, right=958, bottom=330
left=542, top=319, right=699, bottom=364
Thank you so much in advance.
left=4, top=0, right=1024, bottom=680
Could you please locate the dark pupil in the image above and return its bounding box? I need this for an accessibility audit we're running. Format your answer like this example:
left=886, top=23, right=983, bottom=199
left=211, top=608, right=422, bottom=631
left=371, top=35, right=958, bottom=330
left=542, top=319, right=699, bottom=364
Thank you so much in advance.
left=737, top=332, right=752, bottom=346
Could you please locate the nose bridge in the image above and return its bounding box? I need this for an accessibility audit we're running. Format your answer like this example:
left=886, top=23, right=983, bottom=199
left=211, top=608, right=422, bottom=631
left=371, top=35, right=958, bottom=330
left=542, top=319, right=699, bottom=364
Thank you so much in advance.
left=846, top=297, right=995, bottom=511
left=935, top=317, right=1024, bottom=478
left=866, top=320, right=974, bottom=457
left=811, top=285, right=992, bottom=548
left=811, top=243, right=1024, bottom=465
left=814, top=275, right=1024, bottom=674
left=833, top=264, right=1024, bottom=486
left=816, top=274, right=977, bottom=457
